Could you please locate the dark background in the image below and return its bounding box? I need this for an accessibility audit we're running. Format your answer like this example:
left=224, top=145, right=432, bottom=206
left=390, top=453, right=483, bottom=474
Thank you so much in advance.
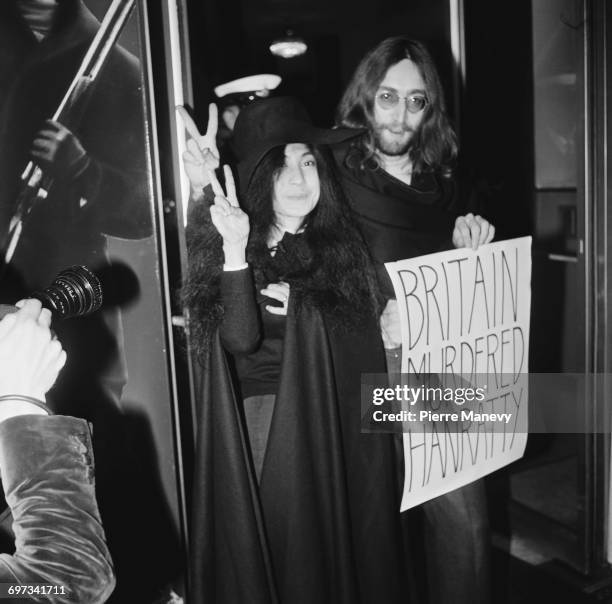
left=187, top=0, right=452, bottom=126
left=184, top=0, right=534, bottom=244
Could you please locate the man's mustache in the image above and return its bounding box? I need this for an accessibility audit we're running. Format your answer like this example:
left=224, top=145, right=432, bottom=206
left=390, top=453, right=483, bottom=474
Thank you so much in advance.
left=380, top=125, right=414, bottom=135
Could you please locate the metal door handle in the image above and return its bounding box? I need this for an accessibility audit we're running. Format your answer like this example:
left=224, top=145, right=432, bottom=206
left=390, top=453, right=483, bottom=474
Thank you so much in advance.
left=548, top=253, right=578, bottom=263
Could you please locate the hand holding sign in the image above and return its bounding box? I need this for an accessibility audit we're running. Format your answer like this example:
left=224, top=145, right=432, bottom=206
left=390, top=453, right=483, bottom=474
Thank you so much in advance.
left=452, top=213, right=495, bottom=251
left=178, top=103, right=220, bottom=195
left=380, top=298, right=402, bottom=349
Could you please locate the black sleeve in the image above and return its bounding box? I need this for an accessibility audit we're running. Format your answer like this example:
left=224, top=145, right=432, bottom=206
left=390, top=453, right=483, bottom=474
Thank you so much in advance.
left=219, top=267, right=261, bottom=354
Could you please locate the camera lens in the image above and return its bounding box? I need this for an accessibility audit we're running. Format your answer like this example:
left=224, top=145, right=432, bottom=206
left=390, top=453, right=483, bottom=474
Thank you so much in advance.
left=32, top=265, right=103, bottom=319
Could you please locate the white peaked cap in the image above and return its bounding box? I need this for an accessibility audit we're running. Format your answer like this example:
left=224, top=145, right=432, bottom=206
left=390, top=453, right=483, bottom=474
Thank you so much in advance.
left=214, top=74, right=282, bottom=98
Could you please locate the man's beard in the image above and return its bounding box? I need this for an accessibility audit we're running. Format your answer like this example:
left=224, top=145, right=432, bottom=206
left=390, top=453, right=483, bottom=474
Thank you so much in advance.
left=372, top=124, right=415, bottom=157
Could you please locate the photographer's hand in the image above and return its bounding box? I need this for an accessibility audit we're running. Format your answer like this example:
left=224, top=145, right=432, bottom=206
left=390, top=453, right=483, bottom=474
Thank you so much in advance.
left=0, top=299, right=66, bottom=408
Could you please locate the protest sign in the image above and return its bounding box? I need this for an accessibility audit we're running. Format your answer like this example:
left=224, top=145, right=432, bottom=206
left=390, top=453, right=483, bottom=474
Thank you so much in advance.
left=385, top=237, right=531, bottom=510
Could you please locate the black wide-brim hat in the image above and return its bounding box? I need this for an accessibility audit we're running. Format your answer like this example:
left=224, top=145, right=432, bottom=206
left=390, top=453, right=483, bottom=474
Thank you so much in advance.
left=231, top=96, right=362, bottom=191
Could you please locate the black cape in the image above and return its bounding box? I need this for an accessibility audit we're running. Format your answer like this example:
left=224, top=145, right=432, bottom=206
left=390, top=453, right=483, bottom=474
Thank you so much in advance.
left=332, top=141, right=457, bottom=299
left=190, top=303, right=405, bottom=604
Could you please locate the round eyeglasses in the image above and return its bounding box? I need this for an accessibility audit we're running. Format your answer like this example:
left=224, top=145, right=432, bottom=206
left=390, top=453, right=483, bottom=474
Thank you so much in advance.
left=375, top=90, right=429, bottom=113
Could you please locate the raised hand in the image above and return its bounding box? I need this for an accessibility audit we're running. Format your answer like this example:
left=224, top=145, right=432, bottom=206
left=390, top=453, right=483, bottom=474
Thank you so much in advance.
left=209, top=165, right=250, bottom=265
left=452, top=213, right=495, bottom=251
left=178, top=103, right=220, bottom=195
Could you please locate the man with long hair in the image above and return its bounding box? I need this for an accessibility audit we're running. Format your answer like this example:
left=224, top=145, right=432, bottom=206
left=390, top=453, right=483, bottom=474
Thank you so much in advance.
left=335, top=36, right=493, bottom=604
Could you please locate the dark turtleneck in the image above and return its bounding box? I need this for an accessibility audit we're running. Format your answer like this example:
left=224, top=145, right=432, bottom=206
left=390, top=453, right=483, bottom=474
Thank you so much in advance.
left=219, top=231, right=311, bottom=399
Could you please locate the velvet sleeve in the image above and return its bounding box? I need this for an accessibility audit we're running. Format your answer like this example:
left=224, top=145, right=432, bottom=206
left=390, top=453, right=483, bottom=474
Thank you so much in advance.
left=219, top=267, right=261, bottom=354
left=0, top=415, right=115, bottom=604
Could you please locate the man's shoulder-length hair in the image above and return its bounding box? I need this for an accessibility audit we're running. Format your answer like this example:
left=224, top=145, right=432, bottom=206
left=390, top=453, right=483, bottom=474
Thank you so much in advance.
left=336, top=36, right=458, bottom=176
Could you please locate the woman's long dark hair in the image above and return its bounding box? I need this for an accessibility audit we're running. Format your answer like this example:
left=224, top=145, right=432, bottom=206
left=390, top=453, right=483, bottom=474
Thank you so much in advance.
left=183, top=143, right=382, bottom=354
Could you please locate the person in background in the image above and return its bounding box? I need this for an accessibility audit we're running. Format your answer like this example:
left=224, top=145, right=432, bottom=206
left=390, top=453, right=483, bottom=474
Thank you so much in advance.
left=187, top=73, right=282, bottom=171
left=0, top=298, right=114, bottom=603
left=179, top=74, right=281, bottom=219
left=335, top=36, right=495, bottom=604
left=214, top=73, right=282, bottom=134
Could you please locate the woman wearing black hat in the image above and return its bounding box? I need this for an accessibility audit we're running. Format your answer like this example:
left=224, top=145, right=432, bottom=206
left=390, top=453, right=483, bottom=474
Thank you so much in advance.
left=182, top=97, right=405, bottom=604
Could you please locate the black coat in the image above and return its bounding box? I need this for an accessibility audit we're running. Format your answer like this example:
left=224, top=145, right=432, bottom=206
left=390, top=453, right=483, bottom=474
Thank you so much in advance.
left=190, top=304, right=406, bottom=604
left=333, top=140, right=458, bottom=298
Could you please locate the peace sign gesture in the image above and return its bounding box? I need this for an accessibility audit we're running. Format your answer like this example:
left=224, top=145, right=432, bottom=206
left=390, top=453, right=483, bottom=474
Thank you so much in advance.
left=178, top=103, right=220, bottom=195
left=209, top=165, right=250, bottom=260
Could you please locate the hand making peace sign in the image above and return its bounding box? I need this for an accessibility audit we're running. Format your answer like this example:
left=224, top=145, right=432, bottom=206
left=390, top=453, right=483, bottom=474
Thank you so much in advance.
left=178, top=103, right=221, bottom=194
left=208, top=165, right=250, bottom=249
